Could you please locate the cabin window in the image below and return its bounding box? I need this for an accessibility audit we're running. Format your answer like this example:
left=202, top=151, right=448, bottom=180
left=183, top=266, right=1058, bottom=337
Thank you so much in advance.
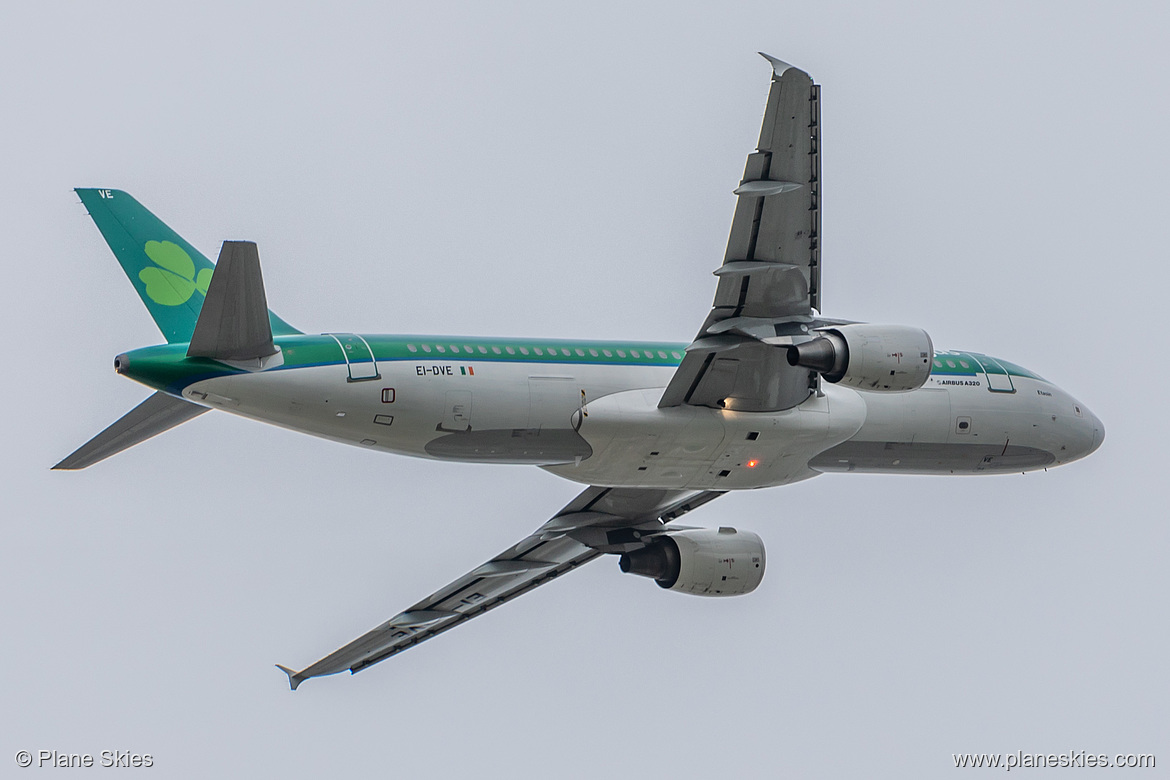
left=436, top=345, right=446, bottom=353
left=630, top=350, right=641, bottom=358
left=616, top=350, right=626, bottom=358
left=506, top=346, right=516, bottom=355
left=671, top=351, right=682, bottom=360
left=945, top=360, right=956, bottom=368
left=407, top=344, right=417, bottom=353
left=533, top=347, right=543, bottom=355
left=589, top=349, right=598, bottom=357
left=478, top=346, right=488, bottom=354
left=421, top=344, right=432, bottom=353
left=575, top=348, right=584, bottom=356
left=492, top=346, right=501, bottom=354
left=519, top=347, right=529, bottom=355
left=603, top=349, right=612, bottom=357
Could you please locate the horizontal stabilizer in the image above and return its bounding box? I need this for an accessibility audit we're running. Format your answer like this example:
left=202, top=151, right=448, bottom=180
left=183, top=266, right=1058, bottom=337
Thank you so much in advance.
left=53, top=392, right=209, bottom=470
left=188, top=241, right=277, bottom=361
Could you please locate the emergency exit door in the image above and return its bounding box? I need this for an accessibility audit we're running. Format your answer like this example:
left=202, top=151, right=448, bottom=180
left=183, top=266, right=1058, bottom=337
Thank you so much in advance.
left=328, top=333, right=380, bottom=381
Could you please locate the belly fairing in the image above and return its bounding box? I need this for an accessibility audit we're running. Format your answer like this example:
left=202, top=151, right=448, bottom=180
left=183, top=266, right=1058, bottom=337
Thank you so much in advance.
left=547, top=384, right=867, bottom=489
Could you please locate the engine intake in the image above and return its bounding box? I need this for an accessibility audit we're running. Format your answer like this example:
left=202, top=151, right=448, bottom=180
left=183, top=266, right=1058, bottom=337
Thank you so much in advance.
left=787, top=323, right=933, bottom=392
left=618, top=527, right=765, bottom=597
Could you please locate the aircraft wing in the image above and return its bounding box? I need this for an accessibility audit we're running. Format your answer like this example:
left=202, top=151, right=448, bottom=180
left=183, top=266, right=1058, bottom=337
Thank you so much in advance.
left=278, top=486, right=724, bottom=689
left=660, top=54, right=822, bottom=413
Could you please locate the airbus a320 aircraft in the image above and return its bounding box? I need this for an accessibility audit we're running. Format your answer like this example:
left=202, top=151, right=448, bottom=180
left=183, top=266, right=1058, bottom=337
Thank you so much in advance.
left=57, top=55, right=1103, bottom=689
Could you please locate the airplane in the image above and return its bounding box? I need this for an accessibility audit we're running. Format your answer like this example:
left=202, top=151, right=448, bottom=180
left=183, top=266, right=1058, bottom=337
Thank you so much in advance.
left=56, top=54, right=1103, bottom=690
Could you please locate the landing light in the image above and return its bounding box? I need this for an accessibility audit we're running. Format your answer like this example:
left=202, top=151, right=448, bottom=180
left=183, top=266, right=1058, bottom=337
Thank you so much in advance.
left=746, top=459, right=759, bottom=468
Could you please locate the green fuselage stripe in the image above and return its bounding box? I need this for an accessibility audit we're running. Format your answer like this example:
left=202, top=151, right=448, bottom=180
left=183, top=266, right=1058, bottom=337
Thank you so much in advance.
left=117, top=335, right=1047, bottom=396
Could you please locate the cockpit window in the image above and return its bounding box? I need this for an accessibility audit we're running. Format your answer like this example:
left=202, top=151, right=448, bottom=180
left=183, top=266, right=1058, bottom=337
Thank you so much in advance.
left=996, top=358, right=1045, bottom=382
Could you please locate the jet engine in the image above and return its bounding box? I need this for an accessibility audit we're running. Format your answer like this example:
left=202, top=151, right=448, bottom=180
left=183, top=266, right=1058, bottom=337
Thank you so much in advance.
left=786, top=323, right=933, bottom=392
left=618, top=527, right=765, bottom=596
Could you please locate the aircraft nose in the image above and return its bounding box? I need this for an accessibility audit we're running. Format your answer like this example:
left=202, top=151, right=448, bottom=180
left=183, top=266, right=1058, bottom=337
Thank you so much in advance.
left=1056, top=398, right=1103, bottom=465
left=1088, top=409, right=1105, bottom=454
left=1068, top=401, right=1103, bottom=462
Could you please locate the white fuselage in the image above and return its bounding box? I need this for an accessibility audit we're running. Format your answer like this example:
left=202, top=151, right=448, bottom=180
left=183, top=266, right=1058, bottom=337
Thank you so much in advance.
left=178, top=347, right=1103, bottom=492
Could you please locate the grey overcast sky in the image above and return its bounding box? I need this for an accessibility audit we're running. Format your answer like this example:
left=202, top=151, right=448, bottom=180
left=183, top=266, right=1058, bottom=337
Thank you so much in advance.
left=2, top=2, right=1166, bottom=777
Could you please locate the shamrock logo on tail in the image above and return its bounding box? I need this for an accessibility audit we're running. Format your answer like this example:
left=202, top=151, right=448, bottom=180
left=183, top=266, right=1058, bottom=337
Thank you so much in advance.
left=139, top=240, right=212, bottom=306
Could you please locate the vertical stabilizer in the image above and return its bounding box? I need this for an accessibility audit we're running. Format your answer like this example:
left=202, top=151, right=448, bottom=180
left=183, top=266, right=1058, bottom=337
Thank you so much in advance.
left=75, top=189, right=300, bottom=343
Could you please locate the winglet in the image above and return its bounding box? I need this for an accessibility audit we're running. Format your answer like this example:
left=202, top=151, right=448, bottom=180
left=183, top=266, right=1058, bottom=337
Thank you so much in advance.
left=276, top=664, right=305, bottom=691
left=758, top=52, right=795, bottom=78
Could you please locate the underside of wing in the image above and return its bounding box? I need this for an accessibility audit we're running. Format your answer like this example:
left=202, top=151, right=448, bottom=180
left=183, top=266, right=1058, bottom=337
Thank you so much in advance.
left=278, top=487, right=723, bottom=689
left=661, top=55, right=823, bottom=413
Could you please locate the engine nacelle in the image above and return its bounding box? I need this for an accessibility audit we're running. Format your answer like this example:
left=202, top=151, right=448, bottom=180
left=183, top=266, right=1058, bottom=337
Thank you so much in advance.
left=618, top=527, right=765, bottom=597
left=787, top=323, right=933, bottom=392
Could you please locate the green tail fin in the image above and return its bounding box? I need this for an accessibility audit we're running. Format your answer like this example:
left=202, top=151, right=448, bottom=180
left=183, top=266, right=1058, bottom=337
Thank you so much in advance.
left=76, top=188, right=301, bottom=343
